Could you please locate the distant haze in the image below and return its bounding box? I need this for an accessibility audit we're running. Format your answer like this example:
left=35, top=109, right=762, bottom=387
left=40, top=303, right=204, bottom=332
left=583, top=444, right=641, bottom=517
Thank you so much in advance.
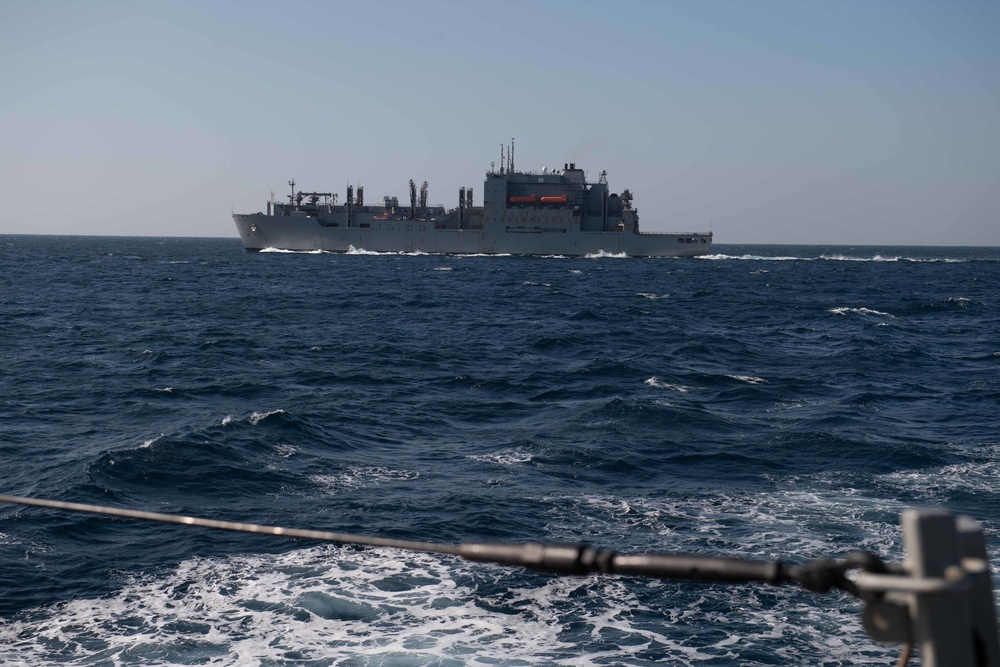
left=2, top=1, right=997, bottom=245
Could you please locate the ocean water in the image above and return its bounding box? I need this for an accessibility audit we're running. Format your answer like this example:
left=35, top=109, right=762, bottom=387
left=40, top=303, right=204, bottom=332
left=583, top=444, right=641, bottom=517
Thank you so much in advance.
left=1, top=236, right=999, bottom=666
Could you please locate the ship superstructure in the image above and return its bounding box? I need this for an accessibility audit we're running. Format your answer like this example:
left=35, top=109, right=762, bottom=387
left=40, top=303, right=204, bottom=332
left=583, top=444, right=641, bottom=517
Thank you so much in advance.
left=233, top=147, right=712, bottom=256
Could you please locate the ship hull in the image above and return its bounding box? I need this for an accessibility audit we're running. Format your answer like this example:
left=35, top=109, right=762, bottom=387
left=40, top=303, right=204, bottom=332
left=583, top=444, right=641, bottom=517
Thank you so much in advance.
left=233, top=214, right=712, bottom=258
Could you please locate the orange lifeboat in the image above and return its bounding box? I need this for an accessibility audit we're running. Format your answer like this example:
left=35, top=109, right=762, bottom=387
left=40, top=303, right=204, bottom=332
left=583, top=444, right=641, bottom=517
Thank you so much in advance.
left=539, top=195, right=568, bottom=204
left=509, top=195, right=537, bottom=204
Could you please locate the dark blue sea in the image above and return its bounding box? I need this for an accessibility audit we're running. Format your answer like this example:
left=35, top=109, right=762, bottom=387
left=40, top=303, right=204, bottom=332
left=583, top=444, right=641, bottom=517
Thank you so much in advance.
left=1, top=236, right=999, bottom=665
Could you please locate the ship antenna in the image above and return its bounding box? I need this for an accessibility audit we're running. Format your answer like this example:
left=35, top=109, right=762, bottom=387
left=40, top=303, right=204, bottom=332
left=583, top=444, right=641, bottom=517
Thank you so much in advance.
left=510, top=137, right=515, bottom=173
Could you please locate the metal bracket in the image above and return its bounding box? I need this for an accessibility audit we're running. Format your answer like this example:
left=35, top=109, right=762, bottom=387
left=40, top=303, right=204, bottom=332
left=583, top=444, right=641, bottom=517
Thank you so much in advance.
left=855, top=511, right=1000, bottom=666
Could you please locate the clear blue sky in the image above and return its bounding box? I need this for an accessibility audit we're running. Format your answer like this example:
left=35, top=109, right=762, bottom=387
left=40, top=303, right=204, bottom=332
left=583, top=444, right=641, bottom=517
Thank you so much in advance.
left=2, top=0, right=997, bottom=244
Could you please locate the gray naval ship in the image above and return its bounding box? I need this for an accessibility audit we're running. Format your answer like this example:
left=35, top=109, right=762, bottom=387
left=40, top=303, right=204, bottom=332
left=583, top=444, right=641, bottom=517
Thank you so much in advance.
left=233, top=148, right=713, bottom=257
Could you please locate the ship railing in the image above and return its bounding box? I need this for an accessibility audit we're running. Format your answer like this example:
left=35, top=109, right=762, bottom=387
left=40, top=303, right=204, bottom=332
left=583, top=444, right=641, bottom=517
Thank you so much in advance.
left=636, top=231, right=713, bottom=237
left=0, top=495, right=996, bottom=666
